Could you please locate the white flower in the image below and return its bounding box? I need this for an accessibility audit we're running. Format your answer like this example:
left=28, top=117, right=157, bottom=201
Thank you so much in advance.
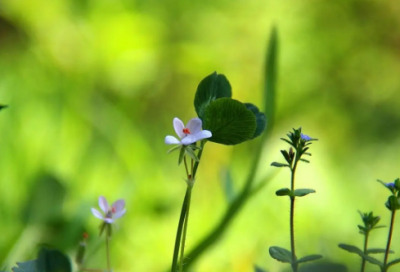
left=91, top=196, right=126, bottom=224
left=165, top=117, right=212, bottom=146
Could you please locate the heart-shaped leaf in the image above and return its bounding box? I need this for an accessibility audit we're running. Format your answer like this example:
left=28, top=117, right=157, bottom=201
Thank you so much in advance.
left=194, top=72, right=232, bottom=120
left=203, top=98, right=256, bottom=145
left=244, top=103, right=266, bottom=138
left=269, top=246, right=293, bottom=263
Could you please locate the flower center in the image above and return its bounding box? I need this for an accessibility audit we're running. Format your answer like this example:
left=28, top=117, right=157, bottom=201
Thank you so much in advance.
left=183, top=128, right=191, bottom=135
left=111, top=207, right=116, bottom=213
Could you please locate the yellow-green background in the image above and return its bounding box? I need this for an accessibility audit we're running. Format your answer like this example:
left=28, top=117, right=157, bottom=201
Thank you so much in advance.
left=1, top=0, right=400, bottom=271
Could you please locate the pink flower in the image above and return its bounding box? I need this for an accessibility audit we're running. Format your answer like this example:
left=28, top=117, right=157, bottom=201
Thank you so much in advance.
left=91, top=196, right=126, bottom=224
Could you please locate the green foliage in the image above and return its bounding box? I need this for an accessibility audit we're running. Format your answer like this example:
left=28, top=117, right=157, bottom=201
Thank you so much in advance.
left=293, top=189, right=316, bottom=197
left=0, top=105, right=7, bottom=111
left=366, top=248, right=393, bottom=255
left=222, top=169, right=236, bottom=204
left=295, top=255, right=323, bottom=264
left=203, top=98, right=256, bottom=145
left=244, top=103, right=267, bottom=139
left=269, top=246, right=293, bottom=264
left=11, top=260, right=37, bottom=272
left=270, top=162, right=289, bottom=167
left=254, top=265, right=268, bottom=272
left=275, top=188, right=293, bottom=197
left=338, top=244, right=383, bottom=268
left=357, top=211, right=385, bottom=234
left=194, top=72, right=232, bottom=120
left=387, top=258, right=400, bottom=269
left=385, top=195, right=400, bottom=211
left=37, top=248, right=71, bottom=272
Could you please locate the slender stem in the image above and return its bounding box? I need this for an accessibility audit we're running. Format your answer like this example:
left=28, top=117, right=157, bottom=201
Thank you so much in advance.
left=361, top=232, right=369, bottom=272
left=171, top=189, right=189, bottom=272
left=290, top=163, right=298, bottom=272
left=179, top=186, right=193, bottom=272
left=106, top=236, right=111, bottom=272
left=383, top=210, right=396, bottom=267
left=171, top=141, right=206, bottom=272
left=184, top=156, right=189, bottom=177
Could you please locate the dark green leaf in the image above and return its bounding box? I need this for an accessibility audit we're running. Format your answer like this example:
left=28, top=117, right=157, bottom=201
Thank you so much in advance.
left=254, top=265, right=268, bottom=272
left=387, top=258, right=400, bottom=268
left=275, top=188, right=293, bottom=197
left=12, top=260, right=37, bottom=272
left=0, top=105, right=8, bottom=111
left=386, top=195, right=400, bottom=211
left=366, top=248, right=393, bottom=254
left=293, top=188, right=316, bottom=197
left=271, top=162, right=289, bottom=167
left=263, top=27, right=277, bottom=136
left=280, top=150, right=291, bottom=164
left=203, top=98, right=256, bottom=145
left=281, top=138, right=296, bottom=148
left=37, top=248, right=71, bottom=272
left=269, top=246, right=293, bottom=263
left=338, top=244, right=383, bottom=267
left=295, top=254, right=323, bottom=264
left=244, top=103, right=267, bottom=139
left=185, top=146, right=199, bottom=162
left=178, top=146, right=185, bottom=165
left=194, top=72, right=232, bottom=120
left=299, top=158, right=310, bottom=163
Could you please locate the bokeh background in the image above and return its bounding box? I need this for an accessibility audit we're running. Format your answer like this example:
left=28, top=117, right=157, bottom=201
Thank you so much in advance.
left=1, top=0, right=400, bottom=271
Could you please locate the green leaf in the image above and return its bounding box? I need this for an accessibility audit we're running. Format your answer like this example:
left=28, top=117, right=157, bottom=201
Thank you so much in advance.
left=222, top=169, right=236, bottom=203
left=253, top=265, right=268, bottom=272
left=37, top=248, right=71, bottom=272
left=269, top=246, right=293, bottom=263
left=366, top=248, right=393, bottom=254
left=194, top=72, right=232, bottom=120
left=295, top=254, right=323, bottom=264
left=387, top=258, right=400, bottom=268
left=178, top=145, right=185, bottom=165
left=12, top=260, right=37, bottom=272
left=275, top=188, right=293, bottom=197
left=244, top=103, right=266, bottom=139
left=185, top=146, right=199, bottom=162
left=338, top=244, right=383, bottom=267
left=203, top=98, right=256, bottom=145
left=263, top=27, right=277, bottom=136
left=385, top=195, right=400, bottom=211
left=299, top=158, right=310, bottom=163
left=293, top=188, right=316, bottom=197
left=271, top=162, right=289, bottom=167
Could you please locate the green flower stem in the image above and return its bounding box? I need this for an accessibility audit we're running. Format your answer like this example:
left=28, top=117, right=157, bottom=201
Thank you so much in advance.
left=290, top=162, right=298, bottom=272
left=383, top=210, right=396, bottom=269
left=179, top=186, right=193, bottom=272
left=106, top=236, right=111, bottom=272
left=361, top=231, right=369, bottom=272
left=171, top=189, right=189, bottom=272
left=171, top=141, right=206, bottom=272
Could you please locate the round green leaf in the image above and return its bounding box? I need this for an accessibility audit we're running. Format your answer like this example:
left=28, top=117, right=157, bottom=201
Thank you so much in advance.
left=244, top=103, right=266, bottom=138
left=203, top=98, right=256, bottom=145
left=194, top=72, right=232, bottom=120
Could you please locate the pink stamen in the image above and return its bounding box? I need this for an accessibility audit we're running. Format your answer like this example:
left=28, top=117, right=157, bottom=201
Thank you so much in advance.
left=183, top=128, right=191, bottom=134
left=112, top=207, right=116, bottom=213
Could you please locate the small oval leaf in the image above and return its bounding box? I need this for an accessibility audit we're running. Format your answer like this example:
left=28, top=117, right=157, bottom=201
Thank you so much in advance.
left=271, top=162, right=289, bottom=167
left=275, top=188, right=293, bottom=197
left=295, top=254, right=323, bottom=264
left=293, top=188, right=316, bottom=197
left=269, top=246, right=293, bottom=264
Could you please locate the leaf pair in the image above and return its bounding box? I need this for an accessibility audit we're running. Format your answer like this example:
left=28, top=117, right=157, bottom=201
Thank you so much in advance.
left=194, top=72, right=266, bottom=145
left=275, top=188, right=316, bottom=198
left=269, top=246, right=322, bottom=265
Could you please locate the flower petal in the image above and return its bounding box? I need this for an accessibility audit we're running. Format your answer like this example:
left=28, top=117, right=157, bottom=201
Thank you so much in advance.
left=113, top=208, right=126, bottom=219
left=112, top=199, right=125, bottom=213
left=193, top=130, right=212, bottom=141
left=186, top=118, right=202, bottom=134
left=173, top=118, right=185, bottom=139
left=181, top=134, right=197, bottom=145
left=165, top=136, right=181, bottom=145
left=104, top=218, right=114, bottom=224
left=91, top=208, right=104, bottom=220
left=98, top=196, right=109, bottom=213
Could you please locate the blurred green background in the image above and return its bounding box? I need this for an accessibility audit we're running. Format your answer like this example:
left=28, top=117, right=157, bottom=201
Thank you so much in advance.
left=1, top=0, right=400, bottom=271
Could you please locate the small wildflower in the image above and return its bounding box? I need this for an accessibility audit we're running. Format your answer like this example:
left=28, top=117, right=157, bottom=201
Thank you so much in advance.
left=300, top=133, right=313, bottom=141
left=165, top=117, right=212, bottom=146
left=386, top=182, right=395, bottom=188
left=91, top=196, right=126, bottom=224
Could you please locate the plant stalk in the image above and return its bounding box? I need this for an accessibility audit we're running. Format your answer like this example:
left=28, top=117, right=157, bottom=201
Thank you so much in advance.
left=106, top=236, right=111, bottom=272
left=361, top=231, right=369, bottom=272
left=383, top=210, right=396, bottom=268
left=290, top=163, right=298, bottom=272
left=179, top=186, right=193, bottom=272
